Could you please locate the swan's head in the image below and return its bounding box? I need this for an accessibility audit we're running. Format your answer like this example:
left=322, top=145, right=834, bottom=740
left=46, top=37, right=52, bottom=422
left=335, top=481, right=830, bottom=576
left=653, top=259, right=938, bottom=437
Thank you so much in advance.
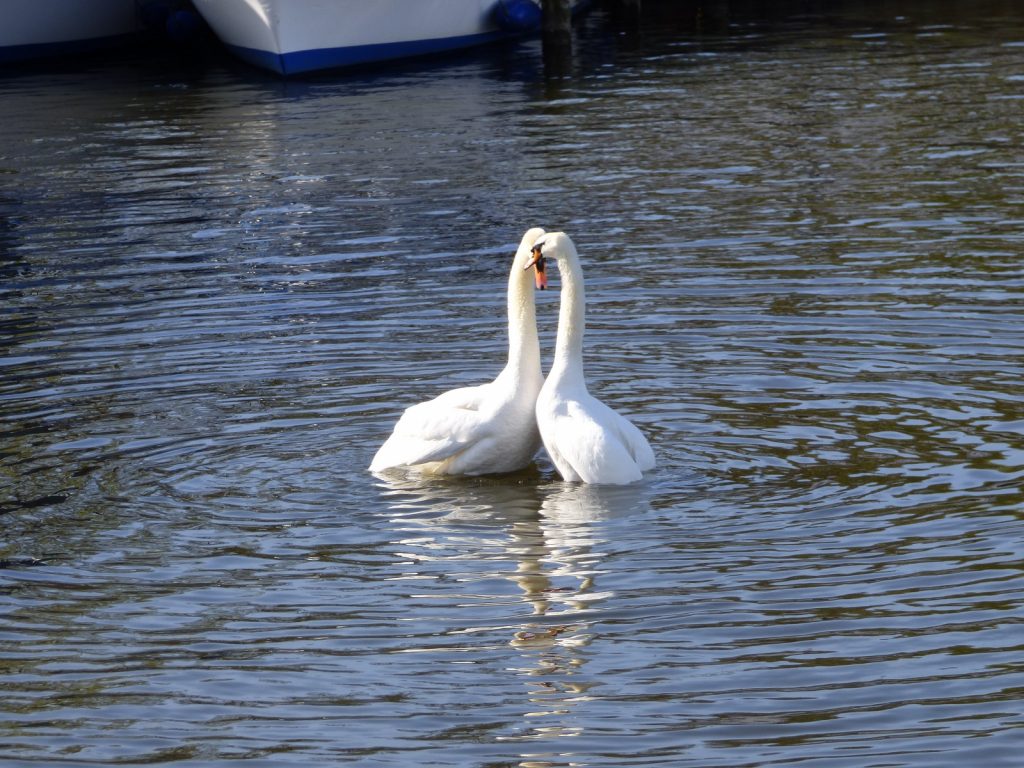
left=518, top=227, right=548, bottom=290
left=524, top=231, right=574, bottom=291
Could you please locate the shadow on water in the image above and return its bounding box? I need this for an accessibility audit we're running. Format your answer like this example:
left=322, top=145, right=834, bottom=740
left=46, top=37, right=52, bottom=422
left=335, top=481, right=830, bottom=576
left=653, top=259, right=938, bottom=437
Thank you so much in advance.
left=617, top=0, right=1024, bottom=33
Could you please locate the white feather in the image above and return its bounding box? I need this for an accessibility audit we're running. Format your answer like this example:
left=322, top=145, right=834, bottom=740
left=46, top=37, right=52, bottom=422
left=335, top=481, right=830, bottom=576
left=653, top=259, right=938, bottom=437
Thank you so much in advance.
left=369, top=228, right=546, bottom=476
left=533, top=232, right=656, bottom=485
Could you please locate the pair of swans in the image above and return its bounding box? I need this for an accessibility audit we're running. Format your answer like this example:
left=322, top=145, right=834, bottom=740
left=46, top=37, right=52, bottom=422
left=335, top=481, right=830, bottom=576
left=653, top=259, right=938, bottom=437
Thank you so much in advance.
left=369, top=229, right=655, bottom=485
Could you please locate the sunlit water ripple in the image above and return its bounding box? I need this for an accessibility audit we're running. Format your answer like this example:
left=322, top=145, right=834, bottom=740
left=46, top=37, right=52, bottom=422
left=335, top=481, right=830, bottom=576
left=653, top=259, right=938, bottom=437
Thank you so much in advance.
left=2, top=2, right=1023, bottom=766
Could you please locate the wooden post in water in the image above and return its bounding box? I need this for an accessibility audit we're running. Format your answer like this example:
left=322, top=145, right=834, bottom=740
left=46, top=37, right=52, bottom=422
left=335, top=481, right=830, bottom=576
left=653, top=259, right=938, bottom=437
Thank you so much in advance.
left=541, top=0, right=572, bottom=77
left=542, top=0, right=571, bottom=37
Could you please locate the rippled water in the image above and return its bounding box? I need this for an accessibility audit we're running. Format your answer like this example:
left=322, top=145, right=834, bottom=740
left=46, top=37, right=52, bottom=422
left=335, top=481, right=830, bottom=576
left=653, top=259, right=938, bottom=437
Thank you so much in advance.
left=2, top=2, right=1023, bottom=765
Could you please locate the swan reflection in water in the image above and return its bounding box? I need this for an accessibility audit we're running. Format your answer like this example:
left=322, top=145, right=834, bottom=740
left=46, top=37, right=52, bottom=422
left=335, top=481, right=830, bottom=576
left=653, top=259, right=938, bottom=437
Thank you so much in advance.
left=373, top=471, right=649, bottom=752
left=503, top=481, right=647, bottom=754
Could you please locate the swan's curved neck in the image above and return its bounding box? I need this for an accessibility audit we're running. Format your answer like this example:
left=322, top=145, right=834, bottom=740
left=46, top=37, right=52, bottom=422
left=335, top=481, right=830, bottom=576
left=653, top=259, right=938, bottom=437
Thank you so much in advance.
left=550, top=251, right=585, bottom=386
left=506, top=262, right=541, bottom=377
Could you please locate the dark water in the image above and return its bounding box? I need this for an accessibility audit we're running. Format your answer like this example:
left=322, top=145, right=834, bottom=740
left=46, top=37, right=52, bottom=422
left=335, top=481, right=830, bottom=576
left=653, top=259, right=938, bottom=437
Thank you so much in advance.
left=2, top=2, right=1023, bottom=765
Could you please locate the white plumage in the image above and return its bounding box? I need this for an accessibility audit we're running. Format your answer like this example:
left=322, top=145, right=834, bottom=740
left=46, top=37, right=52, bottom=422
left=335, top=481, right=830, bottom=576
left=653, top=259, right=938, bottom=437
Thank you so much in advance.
left=529, top=232, right=656, bottom=484
left=369, top=228, right=546, bottom=476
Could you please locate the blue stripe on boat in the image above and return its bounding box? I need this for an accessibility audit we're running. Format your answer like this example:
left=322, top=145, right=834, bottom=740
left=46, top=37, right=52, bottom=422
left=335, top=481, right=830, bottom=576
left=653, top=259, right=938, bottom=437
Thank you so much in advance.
left=227, top=30, right=508, bottom=76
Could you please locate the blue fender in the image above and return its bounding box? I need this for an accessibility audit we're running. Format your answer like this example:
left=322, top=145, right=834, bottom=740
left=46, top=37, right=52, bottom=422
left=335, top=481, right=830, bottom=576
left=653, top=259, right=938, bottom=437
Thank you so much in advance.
left=494, top=0, right=543, bottom=32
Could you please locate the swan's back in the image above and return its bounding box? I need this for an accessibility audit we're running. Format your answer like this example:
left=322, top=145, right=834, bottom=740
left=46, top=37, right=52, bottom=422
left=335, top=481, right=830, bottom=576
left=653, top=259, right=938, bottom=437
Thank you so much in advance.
left=537, top=387, right=655, bottom=485
left=369, top=383, right=489, bottom=472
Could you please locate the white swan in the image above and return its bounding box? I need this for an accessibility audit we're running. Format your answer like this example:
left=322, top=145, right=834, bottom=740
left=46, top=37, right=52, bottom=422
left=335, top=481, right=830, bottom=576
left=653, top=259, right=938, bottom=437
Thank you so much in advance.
left=527, top=232, right=656, bottom=484
left=369, top=228, right=546, bottom=476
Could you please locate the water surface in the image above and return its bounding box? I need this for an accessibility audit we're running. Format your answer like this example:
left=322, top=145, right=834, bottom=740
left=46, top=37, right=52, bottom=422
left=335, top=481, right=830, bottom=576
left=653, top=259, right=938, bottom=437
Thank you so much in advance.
left=2, top=2, right=1023, bottom=765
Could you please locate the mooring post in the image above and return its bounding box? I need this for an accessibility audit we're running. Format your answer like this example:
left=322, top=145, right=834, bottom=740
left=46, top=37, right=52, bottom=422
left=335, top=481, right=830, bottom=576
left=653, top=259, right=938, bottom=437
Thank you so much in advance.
left=541, top=0, right=572, bottom=76
left=542, top=0, right=571, bottom=36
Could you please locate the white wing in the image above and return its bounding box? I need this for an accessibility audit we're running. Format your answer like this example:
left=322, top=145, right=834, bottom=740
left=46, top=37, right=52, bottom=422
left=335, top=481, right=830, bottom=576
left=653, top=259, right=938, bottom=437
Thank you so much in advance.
left=542, top=395, right=654, bottom=485
left=368, top=383, right=495, bottom=471
left=608, top=403, right=656, bottom=471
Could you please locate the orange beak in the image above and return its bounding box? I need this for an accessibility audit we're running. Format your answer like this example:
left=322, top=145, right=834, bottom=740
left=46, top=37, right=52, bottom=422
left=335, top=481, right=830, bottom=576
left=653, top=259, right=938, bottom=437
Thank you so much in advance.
left=525, top=247, right=547, bottom=290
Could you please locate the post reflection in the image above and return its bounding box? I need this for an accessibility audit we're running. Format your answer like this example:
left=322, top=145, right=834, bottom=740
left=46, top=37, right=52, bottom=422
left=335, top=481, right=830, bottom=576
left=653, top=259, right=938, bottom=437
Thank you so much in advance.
left=373, top=471, right=649, bottom=755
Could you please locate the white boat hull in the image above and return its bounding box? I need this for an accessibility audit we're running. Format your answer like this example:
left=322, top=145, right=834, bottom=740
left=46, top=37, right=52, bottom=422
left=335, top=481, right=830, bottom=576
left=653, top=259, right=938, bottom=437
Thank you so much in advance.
left=0, top=0, right=140, bottom=63
left=191, top=0, right=569, bottom=76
